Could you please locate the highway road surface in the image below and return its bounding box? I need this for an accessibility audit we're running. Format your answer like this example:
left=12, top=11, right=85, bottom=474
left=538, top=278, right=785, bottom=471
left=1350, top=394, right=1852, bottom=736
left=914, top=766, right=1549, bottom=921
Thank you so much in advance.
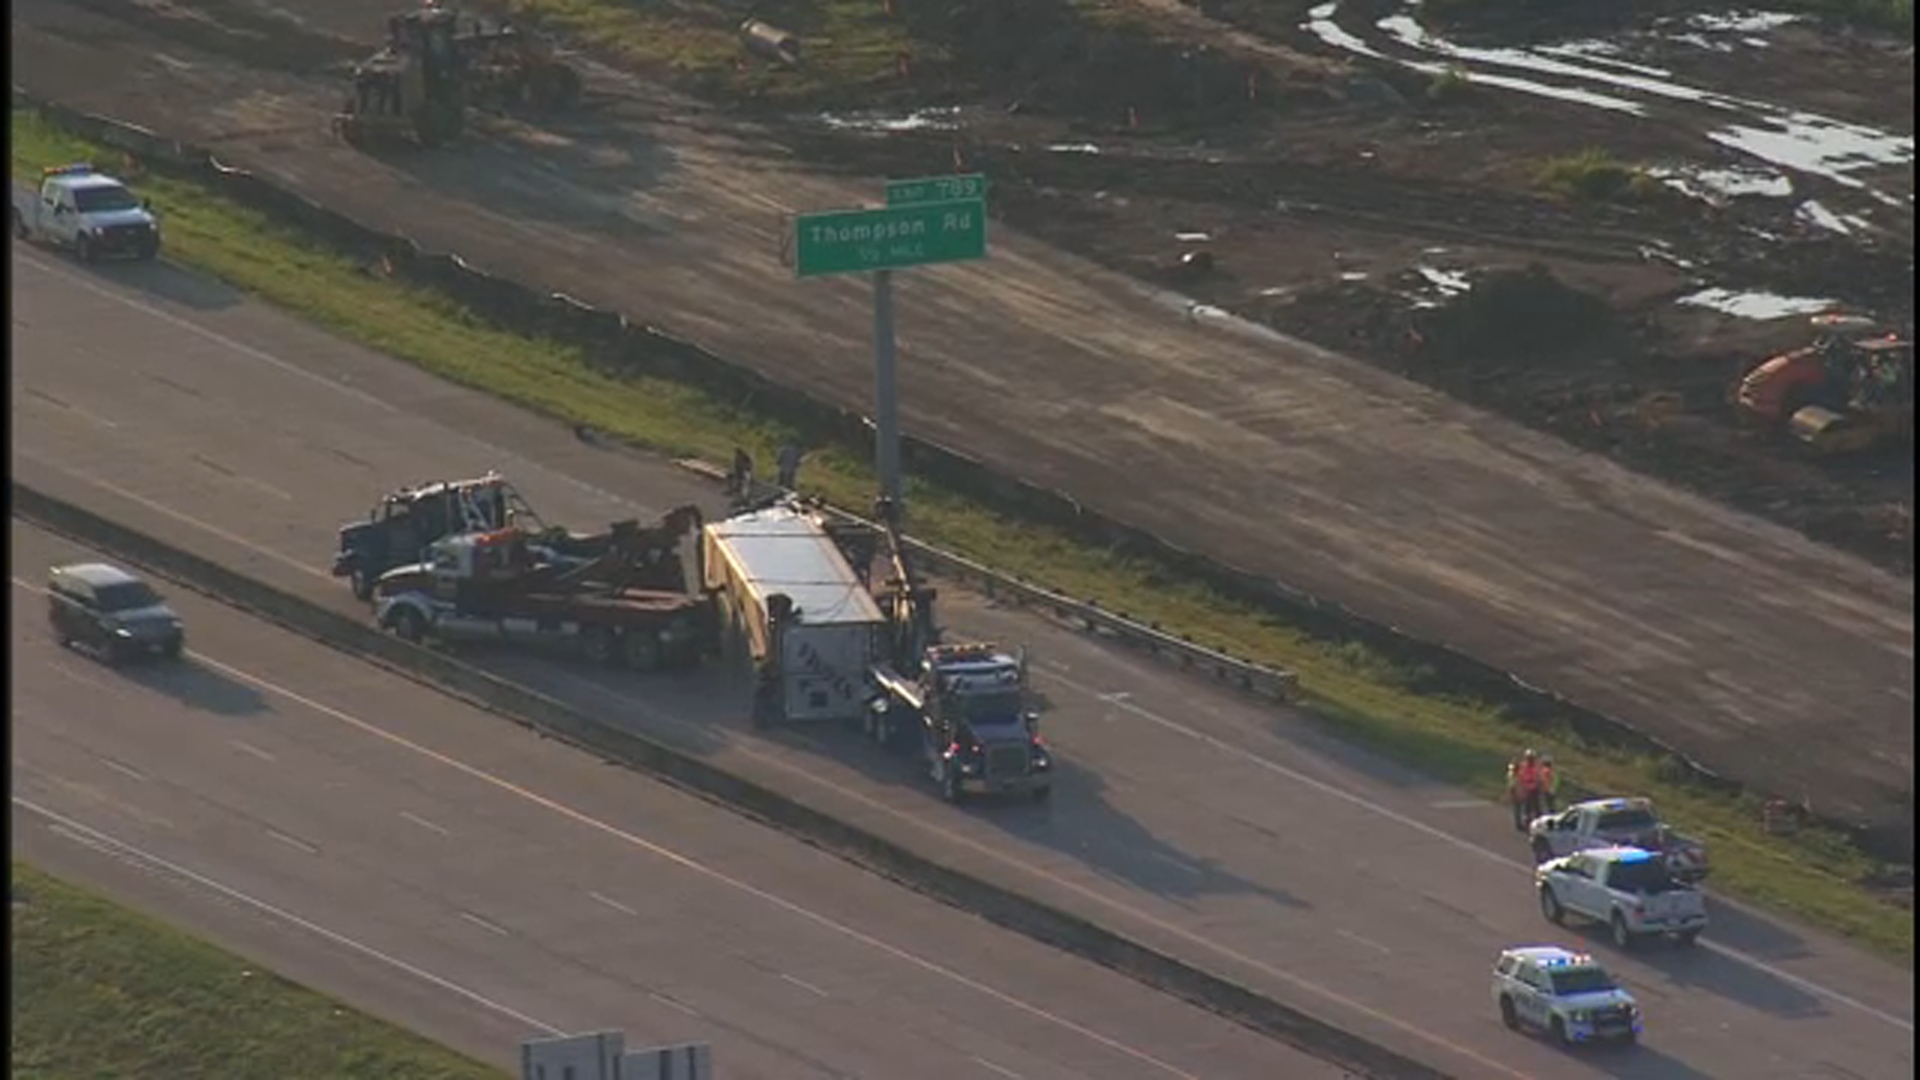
left=12, top=0, right=1914, bottom=847
left=11, top=521, right=1359, bottom=1080
left=12, top=244, right=1913, bottom=1079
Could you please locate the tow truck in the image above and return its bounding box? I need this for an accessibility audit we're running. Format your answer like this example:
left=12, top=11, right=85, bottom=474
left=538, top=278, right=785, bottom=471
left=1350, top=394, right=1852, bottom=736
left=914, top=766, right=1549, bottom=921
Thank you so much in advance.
left=859, top=500, right=1054, bottom=804
left=371, top=506, right=713, bottom=669
left=13, top=163, right=161, bottom=262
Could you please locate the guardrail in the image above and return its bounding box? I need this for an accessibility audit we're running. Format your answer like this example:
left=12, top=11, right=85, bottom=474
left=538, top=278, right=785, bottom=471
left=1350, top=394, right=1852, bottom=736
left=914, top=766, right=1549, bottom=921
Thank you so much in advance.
left=13, top=481, right=1454, bottom=1080
left=12, top=87, right=1899, bottom=862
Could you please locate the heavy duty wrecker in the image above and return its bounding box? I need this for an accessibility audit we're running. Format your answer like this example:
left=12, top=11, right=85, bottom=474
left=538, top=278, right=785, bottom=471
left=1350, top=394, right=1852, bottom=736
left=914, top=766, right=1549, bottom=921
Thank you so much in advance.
left=371, top=505, right=713, bottom=670
left=858, top=500, right=1054, bottom=804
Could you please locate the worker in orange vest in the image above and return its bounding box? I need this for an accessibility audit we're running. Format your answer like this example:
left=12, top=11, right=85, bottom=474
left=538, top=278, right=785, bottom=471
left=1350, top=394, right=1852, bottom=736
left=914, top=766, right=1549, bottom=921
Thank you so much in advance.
left=1540, top=752, right=1559, bottom=813
left=1509, top=749, right=1543, bottom=831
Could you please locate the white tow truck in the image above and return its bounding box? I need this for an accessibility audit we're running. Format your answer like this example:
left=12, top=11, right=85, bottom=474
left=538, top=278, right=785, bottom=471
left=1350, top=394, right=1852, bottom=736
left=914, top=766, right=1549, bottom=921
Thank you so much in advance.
left=13, top=163, right=162, bottom=262
left=1492, top=946, right=1643, bottom=1047
left=1529, top=797, right=1709, bottom=883
left=1537, top=845, right=1708, bottom=950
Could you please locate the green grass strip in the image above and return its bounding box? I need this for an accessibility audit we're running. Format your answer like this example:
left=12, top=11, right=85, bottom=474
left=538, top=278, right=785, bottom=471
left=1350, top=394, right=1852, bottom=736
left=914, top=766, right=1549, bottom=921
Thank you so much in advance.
left=12, top=108, right=1909, bottom=961
left=10, top=861, right=505, bottom=1079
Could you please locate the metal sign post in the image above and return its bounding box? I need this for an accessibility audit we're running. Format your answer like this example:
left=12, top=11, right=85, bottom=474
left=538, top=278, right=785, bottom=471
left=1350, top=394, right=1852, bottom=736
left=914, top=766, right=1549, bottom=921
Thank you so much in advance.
left=791, top=174, right=989, bottom=521
left=873, top=268, right=902, bottom=507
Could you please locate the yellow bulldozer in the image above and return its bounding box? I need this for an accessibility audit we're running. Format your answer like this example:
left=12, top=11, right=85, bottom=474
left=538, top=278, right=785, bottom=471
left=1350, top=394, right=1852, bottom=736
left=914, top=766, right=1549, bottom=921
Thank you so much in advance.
left=1733, top=314, right=1915, bottom=456
left=333, top=3, right=581, bottom=149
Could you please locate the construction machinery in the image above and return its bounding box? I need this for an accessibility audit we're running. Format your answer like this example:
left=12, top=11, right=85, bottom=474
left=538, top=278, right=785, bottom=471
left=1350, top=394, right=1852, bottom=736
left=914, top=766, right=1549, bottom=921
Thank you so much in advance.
left=1734, top=314, right=1915, bottom=456
left=333, top=4, right=468, bottom=147
left=455, top=13, right=582, bottom=111
left=333, top=3, right=582, bottom=148
left=371, top=510, right=715, bottom=670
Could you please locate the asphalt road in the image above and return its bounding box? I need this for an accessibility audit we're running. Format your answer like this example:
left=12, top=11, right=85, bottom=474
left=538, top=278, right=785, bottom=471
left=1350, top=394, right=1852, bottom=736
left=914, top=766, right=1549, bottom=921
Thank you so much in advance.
left=10, top=0, right=1914, bottom=846
left=12, top=520, right=1361, bottom=1080
left=11, top=244, right=1914, bottom=1080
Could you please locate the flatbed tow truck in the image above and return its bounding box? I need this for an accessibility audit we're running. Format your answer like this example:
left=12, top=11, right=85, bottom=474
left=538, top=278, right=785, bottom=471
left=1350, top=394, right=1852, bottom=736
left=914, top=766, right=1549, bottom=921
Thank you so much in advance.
left=372, top=505, right=713, bottom=670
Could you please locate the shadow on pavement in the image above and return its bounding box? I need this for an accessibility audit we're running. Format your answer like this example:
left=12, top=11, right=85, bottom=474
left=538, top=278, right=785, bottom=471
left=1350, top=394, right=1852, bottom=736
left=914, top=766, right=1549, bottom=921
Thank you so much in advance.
left=119, top=655, right=270, bottom=715
left=94, top=257, right=246, bottom=311
left=1550, top=1038, right=1718, bottom=1080
left=1558, top=920, right=1829, bottom=1020
left=1702, top=895, right=1813, bottom=962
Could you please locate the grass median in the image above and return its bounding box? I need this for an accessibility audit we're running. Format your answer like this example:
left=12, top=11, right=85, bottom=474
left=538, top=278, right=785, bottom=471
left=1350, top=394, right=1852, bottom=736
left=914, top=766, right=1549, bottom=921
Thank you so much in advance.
left=10, top=861, right=504, bottom=1079
left=12, top=108, right=1911, bottom=962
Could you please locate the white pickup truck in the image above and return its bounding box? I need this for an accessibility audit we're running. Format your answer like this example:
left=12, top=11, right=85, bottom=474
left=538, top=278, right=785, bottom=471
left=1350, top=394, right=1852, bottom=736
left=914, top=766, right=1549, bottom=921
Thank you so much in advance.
left=1529, top=796, right=1709, bottom=883
left=1537, top=845, right=1708, bottom=950
left=12, top=163, right=161, bottom=262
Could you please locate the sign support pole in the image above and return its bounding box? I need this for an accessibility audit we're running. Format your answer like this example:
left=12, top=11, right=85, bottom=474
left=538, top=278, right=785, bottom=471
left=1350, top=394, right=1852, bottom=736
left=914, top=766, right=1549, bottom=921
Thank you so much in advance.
left=873, top=268, right=902, bottom=511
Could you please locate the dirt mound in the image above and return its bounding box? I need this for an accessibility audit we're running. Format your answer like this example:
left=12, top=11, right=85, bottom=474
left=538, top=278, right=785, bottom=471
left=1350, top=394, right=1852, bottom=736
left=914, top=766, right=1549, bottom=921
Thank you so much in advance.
left=1415, top=263, right=1622, bottom=363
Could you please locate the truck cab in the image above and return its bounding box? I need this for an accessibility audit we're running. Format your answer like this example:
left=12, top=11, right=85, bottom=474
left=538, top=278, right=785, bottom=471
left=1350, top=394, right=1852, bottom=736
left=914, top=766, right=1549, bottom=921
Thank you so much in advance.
left=915, top=643, right=1052, bottom=804
left=1537, top=845, right=1707, bottom=950
left=13, top=163, right=161, bottom=262
left=334, top=472, right=532, bottom=600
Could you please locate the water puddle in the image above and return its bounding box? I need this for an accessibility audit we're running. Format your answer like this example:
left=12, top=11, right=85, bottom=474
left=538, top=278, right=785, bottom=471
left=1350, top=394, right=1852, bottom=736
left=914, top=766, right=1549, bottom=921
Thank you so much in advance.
left=817, top=107, right=962, bottom=133
left=1300, top=3, right=1913, bottom=213
left=1683, top=11, right=1802, bottom=34
left=1047, top=143, right=1103, bottom=155
left=1417, top=266, right=1472, bottom=296
left=1679, top=287, right=1838, bottom=319
left=1648, top=163, right=1794, bottom=201
left=1796, top=199, right=1876, bottom=235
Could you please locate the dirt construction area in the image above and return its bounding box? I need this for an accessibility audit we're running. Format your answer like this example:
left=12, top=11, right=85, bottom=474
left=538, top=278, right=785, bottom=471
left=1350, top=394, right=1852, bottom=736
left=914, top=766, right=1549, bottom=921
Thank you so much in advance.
left=10, top=0, right=1914, bottom=851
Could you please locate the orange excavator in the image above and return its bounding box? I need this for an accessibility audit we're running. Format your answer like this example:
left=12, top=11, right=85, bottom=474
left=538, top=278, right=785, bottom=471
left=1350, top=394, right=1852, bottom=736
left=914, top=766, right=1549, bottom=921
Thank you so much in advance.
left=1733, top=314, right=1914, bottom=456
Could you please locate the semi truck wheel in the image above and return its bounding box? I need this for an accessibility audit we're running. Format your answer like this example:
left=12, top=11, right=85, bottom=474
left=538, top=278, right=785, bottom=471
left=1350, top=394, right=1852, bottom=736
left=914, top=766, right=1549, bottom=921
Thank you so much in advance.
left=623, top=630, right=663, bottom=672
left=582, top=626, right=617, bottom=666
left=389, top=607, right=427, bottom=644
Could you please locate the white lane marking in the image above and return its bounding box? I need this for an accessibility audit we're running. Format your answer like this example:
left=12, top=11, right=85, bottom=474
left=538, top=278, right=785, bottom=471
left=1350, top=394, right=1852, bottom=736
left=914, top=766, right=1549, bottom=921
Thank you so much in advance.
left=179, top=651, right=1202, bottom=1079
left=1034, top=667, right=1916, bottom=1034
left=459, top=911, right=511, bottom=937
left=588, top=890, right=638, bottom=916
left=9, top=460, right=331, bottom=581
left=780, top=973, right=831, bottom=998
left=17, top=254, right=399, bottom=414
left=98, top=757, right=146, bottom=782
left=1337, top=929, right=1393, bottom=956
left=17, top=797, right=564, bottom=1035
left=231, top=739, right=278, bottom=762
left=400, top=811, right=451, bottom=836
left=650, top=991, right=700, bottom=1017
left=268, top=828, right=320, bottom=856
left=972, top=1057, right=1024, bottom=1079
left=1146, top=850, right=1204, bottom=877
left=23, top=384, right=123, bottom=429
left=16, top=251, right=662, bottom=519
left=1100, top=691, right=1133, bottom=704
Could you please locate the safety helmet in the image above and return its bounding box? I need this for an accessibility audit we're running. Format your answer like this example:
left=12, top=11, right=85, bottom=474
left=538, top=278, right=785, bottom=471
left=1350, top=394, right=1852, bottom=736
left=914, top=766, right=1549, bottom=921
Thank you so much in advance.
left=1522, top=748, right=1538, bottom=760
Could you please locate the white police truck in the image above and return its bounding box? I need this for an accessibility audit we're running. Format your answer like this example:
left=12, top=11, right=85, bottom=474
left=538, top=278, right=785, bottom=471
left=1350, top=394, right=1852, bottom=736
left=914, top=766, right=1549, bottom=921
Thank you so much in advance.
left=1492, top=946, right=1643, bottom=1047
left=13, top=163, right=161, bottom=262
left=1537, top=845, right=1708, bottom=950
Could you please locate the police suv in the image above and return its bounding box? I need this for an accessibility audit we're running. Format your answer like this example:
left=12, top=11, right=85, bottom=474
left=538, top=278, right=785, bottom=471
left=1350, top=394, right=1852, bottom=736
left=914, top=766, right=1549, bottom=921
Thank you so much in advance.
left=13, top=163, right=162, bottom=262
left=1492, top=946, right=1642, bottom=1047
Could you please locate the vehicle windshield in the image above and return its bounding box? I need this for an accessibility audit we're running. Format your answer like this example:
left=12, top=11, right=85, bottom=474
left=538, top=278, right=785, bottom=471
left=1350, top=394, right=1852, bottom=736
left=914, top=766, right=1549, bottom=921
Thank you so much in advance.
left=1607, top=859, right=1682, bottom=894
left=952, top=689, right=1024, bottom=725
left=1549, top=967, right=1617, bottom=996
left=95, top=581, right=162, bottom=612
left=1596, top=808, right=1659, bottom=833
left=72, top=184, right=140, bottom=213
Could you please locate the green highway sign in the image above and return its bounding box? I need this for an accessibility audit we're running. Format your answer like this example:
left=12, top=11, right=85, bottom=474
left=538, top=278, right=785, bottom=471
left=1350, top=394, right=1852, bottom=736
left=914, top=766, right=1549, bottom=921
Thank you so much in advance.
left=794, top=199, right=987, bottom=278
left=886, top=173, right=988, bottom=207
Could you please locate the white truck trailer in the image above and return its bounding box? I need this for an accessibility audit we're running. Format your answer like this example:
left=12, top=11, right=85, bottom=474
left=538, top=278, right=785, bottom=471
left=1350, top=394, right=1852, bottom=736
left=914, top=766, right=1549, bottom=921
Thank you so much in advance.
left=701, top=500, right=886, bottom=726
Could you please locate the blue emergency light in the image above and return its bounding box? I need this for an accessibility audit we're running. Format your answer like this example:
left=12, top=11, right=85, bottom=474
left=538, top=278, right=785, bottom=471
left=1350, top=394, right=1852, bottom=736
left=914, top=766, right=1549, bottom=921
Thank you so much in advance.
left=43, top=162, right=96, bottom=177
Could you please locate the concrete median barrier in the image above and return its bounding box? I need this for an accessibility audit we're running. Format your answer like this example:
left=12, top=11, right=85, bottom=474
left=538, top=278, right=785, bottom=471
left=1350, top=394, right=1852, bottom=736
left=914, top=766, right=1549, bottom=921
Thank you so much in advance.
left=11, top=479, right=1453, bottom=1080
